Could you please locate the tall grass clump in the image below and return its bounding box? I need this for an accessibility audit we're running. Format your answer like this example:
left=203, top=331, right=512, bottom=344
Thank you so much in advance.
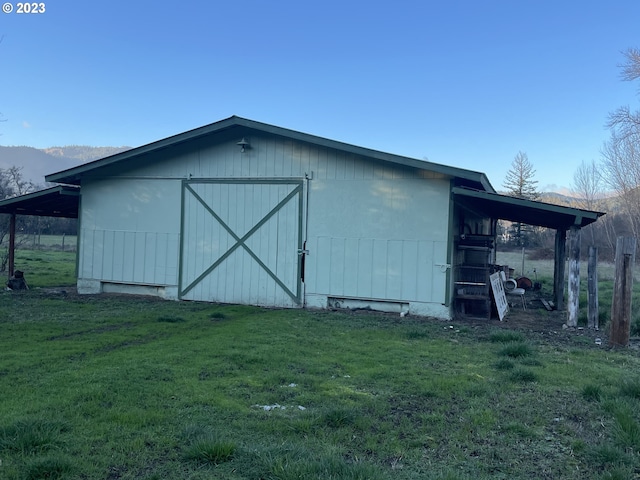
left=582, top=384, right=603, bottom=402
left=489, top=331, right=525, bottom=343
left=619, top=379, right=640, bottom=400
left=612, top=407, right=640, bottom=451
left=257, top=444, right=384, bottom=480
left=588, top=444, right=630, bottom=467
left=23, top=456, right=74, bottom=480
left=183, top=433, right=237, bottom=465
left=0, top=418, right=67, bottom=454
left=493, top=358, right=515, bottom=371
left=498, top=342, right=533, bottom=359
left=509, top=367, right=538, bottom=383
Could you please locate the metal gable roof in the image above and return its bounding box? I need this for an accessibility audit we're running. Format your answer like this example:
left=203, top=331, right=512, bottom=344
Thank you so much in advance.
left=45, top=116, right=496, bottom=192
left=452, top=186, right=605, bottom=230
left=0, top=185, right=80, bottom=218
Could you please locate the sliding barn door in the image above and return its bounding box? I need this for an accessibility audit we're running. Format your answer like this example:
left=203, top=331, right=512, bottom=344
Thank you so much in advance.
left=180, top=179, right=304, bottom=306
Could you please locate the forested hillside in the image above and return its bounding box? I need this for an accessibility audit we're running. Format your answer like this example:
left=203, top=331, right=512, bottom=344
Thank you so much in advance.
left=0, top=145, right=130, bottom=185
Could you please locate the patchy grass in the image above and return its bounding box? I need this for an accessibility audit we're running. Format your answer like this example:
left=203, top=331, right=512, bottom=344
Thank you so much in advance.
left=1, top=250, right=640, bottom=478
left=1, top=293, right=640, bottom=479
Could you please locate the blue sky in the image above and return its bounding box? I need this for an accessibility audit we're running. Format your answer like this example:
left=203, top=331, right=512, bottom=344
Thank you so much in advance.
left=1, top=1, right=639, bottom=191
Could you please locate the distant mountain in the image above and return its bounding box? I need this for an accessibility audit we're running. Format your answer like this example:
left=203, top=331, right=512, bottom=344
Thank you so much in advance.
left=0, top=145, right=130, bottom=185
left=539, top=191, right=578, bottom=205
left=43, top=145, right=130, bottom=162
left=498, top=190, right=621, bottom=213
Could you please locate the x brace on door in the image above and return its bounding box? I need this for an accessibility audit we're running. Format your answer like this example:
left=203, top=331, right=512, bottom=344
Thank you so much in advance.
left=180, top=181, right=303, bottom=303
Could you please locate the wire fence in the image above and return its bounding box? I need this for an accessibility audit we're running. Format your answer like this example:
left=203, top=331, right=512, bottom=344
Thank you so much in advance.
left=0, top=234, right=78, bottom=252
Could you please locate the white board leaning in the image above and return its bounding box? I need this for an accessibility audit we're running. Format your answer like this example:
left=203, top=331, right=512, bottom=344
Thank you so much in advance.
left=490, top=272, right=509, bottom=321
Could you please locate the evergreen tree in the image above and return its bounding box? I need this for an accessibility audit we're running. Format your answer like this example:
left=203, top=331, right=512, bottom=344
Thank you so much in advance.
left=502, top=152, right=540, bottom=246
left=503, top=151, right=540, bottom=200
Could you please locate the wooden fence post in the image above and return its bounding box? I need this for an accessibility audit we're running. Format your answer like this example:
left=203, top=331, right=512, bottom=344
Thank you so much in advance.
left=567, top=226, right=581, bottom=327
left=609, top=236, right=636, bottom=347
left=554, top=229, right=567, bottom=311
left=587, top=246, right=598, bottom=329
left=8, top=213, right=16, bottom=278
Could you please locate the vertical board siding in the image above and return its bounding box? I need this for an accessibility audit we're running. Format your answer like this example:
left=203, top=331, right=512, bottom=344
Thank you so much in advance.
left=79, top=228, right=179, bottom=285
left=310, top=236, right=446, bottom=303
left=355, top=238, right=374, bottom=298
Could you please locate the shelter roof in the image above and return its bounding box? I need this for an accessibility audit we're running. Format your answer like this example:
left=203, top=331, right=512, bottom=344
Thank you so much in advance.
left=452, top=186, right=605, bottom=230
left=0, top=185, right=80, bottom=218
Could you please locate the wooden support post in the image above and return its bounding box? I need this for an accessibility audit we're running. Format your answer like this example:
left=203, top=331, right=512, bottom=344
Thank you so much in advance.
left=554, top=229, right=567, bottom=311
left=609, top=236, right=636, bottom=347
left=587, top=246, right=599, bottom=329
left=567, top=226, right=581, bottom=327
left=8, top=212, right=16, bottom=278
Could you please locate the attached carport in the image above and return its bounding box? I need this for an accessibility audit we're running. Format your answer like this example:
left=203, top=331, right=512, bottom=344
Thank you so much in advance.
left=452, top=186, right=605, bottom=324
left=0, top=185, right=80, bottom=277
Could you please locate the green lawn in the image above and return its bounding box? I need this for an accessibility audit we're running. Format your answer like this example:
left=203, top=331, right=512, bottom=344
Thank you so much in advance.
left=1, top=250, right=640, bottom=479
left=7, top=249, right=77, bottom=288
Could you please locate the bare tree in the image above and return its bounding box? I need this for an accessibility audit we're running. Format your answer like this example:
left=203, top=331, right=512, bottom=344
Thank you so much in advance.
left=0, top=167, right=38, bottom=270
left=0, top=166, right=36, bottom=200
left=572, top=160, right=602, bottom=210
left=603, top=71, right=640, bottom=244
left=600, top=48, right=640, bottom=242
left=601, top=134, right=640, bottom=238
left=571, top=159, right=618, bottom=250
left=607, top=48, right=640, bottom=143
